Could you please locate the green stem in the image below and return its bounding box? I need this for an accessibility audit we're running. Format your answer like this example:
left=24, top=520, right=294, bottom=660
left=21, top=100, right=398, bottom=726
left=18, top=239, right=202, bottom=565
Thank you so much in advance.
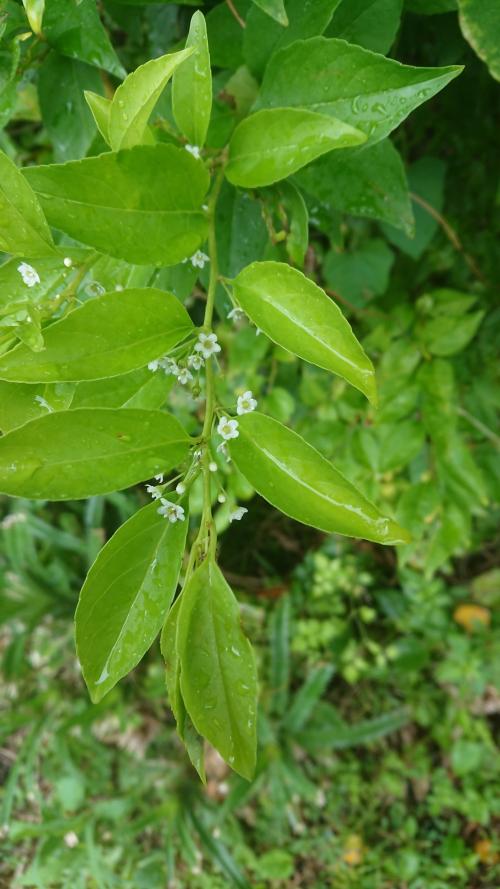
left=197, top=164, right=226, bottom=556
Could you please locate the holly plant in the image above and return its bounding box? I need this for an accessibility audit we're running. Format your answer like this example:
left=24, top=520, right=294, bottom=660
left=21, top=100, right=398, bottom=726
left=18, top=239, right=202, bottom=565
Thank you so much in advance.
left=0, top=8, right=462, bottom=780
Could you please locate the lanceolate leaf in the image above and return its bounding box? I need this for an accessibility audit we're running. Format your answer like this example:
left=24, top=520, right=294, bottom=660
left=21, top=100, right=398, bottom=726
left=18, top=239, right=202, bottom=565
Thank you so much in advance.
left=327, top=0, right=403, bottom=55
left=0, top=288, right=194, bottom=383
left=84, top=90, right=112, bottom=144
left=160, top=597, right=206, bottom=781
left=172, top=11, right=212, bottom=148
left=23, top=145, right=210, bottom=266
left=38, top=54, right=102, bottom=163
left=230, top=413, right=410, bottom=545
left=109, top=47, right=194, bottom=150
left=0, top=408, right=191, bottom=500
left=232, top=261, right=377, bottom=403
left=0, top=150, right=55, bottom=258
left=256, top=37, right=462, bottom=145
left=225, top=108, right=366, bottom=188
left=76, top=500, right=188, bottom=703
left=177, top=557, right=258, bottom=780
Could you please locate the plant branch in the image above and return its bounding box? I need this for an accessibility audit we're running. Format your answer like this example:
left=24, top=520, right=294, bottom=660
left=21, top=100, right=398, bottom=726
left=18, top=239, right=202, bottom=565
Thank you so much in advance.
left=225, top=0, right=246, bottom=28
left=410, top=192, right=485, bottom=284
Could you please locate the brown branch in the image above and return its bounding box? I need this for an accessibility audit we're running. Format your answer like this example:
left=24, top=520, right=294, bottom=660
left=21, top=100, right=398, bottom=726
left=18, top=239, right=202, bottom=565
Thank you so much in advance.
left=410, top=191, right=485, bottom=284
left=226, top=0, right=246, bottom=28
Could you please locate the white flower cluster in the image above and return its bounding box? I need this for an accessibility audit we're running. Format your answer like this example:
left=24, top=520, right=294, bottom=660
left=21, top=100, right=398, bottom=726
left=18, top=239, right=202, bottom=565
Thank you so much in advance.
left=185, top=144, right=201, bottom=159
left=148, top=333, right=222, bottom=385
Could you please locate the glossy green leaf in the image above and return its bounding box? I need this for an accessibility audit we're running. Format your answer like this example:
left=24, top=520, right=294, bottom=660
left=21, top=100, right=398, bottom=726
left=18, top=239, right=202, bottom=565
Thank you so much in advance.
left=251, top=0, right=288, bottom=25
left=295, top=139, right=414, bottom=235
left=226, top=108, right=366, bottom=188
left=42, top=0, right=125, bottom=78
left=172, top=11, right=212, bottom=148
left=0, top=408, right=191, bottom=500
left=23, top=145, right=210, bottom=266
left=38, top=54, right=102, bottom=162
left=177, top=557, right=258, bottom=779
left=256, top=37, right=462, bottom=146
left=327, top=0, right=403, bottom=54
left=0, top=150, right=55, bottom=258
left=230, top=413, right=410, bottom=544
left=160, top=597, right=206, bottom=781
left=109, top=47, right=194, bottom=150
left=22, top=0, right=44, bottom=34
left=84, top=90, right=111, bottom=145
left=0, top=288, right=193, bottom=383
left=459, top=0, right=500, bottom=81
left=232, top=261, right=377, bottom=403
left=76, top=500, right=187, bottom=703
left=244, top=0, right=342, bottom=78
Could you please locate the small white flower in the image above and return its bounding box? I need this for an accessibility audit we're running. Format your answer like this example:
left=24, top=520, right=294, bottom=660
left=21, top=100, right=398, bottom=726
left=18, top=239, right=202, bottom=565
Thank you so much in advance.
left=17, top=262, right=40, bottom=287
left=217, top=493, right=226, bottom=504
left=187, top=353, right=204, bottom=370
left=217, top=416, right=239, bottom=440
left=229, top=506, right=248, bottom=522
left=115, top=283, right=124, bottom=291
left=63, top=256, right=73, bottom=268
left=175, top=482, right=186, bottom=495
left=146, top=484, right=162, bottom=500
left=227, top=307, right=246, bottom=323
left=195, top=332, right=221, bottom=359
left=190, top=250, right=210, bottom=270
left=237, top=390, right=257, bottom=415
left=176, top=366, right=193, bottom=385
left=148, top=359, right=160, bottom=372
left=185, top=144, right=201, bottom=159
left=157, top=499, right=185, bottom=523
left=162, top=358, right=180, bottom=376
left=255, top=328, right=262, bottom=336
left=209, top=461, right=218, bottom=473
left=64, top=831, right=79, bottom=848
left=202, top=203, right=208, bottom=211
left=34, top=395, right=52, bottom=412
left=217, top=441, right=230, bottom=461
left=155, top=474, right=164, bottom=483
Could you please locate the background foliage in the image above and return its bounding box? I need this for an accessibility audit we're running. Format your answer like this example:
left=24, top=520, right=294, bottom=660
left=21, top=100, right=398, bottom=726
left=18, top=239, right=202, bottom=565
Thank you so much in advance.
left=0, top=0, right=499, bottom=886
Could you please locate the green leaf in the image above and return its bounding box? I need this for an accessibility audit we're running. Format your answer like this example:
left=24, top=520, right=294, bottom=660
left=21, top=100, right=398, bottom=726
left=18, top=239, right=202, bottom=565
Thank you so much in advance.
left=0, top=408, right=191, bottom=500
left=109, top=47, right=194, bottom=150
left=230, top=412, right=410, bottom=544
left=0, top=150, right=55, bottom=258
left=406, top=0, right=457, bottom=11
left=283, top=665, right=335, bottom=734
left=256, top=37, right=462, bottom=146
left=0, top=288, right=194, bottom=383
left=226, top=107, right=366, bottom=188
left=296, top=139, right=414, bottom=235
left=84, top=90, right=111, bottom=145
left=382, top=157, right=446, bottom=258
left=251, top=0, right=289, bottom=25
left=323, top=238, right=395, bottom=308
left=244, top=0, right=342, bottom=78
left=177, top=557, right=258, bottom=779
left=23, top=145, right=210, bottom=266
left=232, top=261, right=377, bottom=403
left=42, top=0, right=125, bottom=78
left=458, top=0, right=500, bottom=81
left=278, top=181, right=309, bottom=266
left=38, top=54, right=102, bottom=162
left=160, top=597, right=206, bottom=781
left=172, top=11, right=212, bottom=148
left=76, top=500, right=188, bottom=703
left=296, top=703, right=409, bottom=751
left=419, top=310, right=485, bottom=356
left=327, top=0, right=403, bottom=54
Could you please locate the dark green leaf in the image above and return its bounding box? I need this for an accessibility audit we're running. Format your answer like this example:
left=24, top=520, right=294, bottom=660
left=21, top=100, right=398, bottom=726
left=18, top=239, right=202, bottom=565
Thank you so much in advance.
left=43, top=0, right=125, bottom=78
left=38, top=53, right=102, bottom=162
left=0, top=150, right=55, bottom=258
left=327, top=0, right=403, bottom=54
